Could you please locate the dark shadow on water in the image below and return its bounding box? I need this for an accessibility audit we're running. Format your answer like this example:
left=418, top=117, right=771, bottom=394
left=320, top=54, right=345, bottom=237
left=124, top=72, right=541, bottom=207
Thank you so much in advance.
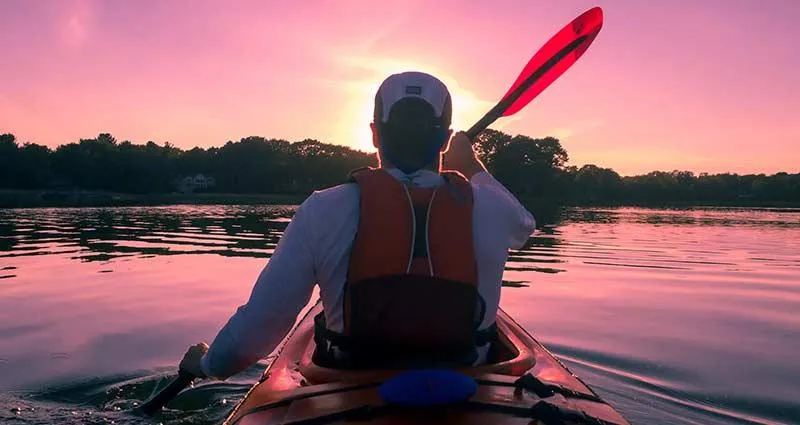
left=505, top=266, right=565, bottom=273
left=559, top=206, right=800, bottom=228
left=501, top=280, right=530, bottom=287
left=549, top=343, right=800, bottom=425
left=9, top=360, right=269, bottom=425
left=559, top=208, right=622, bottom=225
left=0, top=205, right=579, bottom=278
left=0, top=206, right=297, bottom=263
left=0, top=220, right=16, bottom=252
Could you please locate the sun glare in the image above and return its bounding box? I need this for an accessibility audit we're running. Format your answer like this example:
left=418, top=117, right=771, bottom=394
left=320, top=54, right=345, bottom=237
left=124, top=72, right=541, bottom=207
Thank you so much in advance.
left=345, top=58, right=492, bottom=153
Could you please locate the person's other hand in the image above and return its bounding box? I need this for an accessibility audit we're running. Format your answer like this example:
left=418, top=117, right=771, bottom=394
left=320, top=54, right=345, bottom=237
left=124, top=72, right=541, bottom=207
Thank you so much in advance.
left=179, top=342, right=209, bottom=378
left=441, top=132, right=487, bottom=179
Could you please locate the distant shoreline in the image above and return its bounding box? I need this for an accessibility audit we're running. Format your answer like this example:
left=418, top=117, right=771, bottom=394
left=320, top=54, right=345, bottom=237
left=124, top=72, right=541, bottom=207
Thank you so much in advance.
left=3, top=189, right=799, bottom=210
left=557, top=199, right=800, bottom=210
left=0, top=189, right=310, bottom=209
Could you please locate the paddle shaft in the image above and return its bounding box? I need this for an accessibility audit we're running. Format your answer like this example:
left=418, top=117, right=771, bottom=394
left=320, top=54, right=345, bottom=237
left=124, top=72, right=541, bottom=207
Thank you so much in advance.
left=465, top=34, right=589, bottom=141
left=139, top=369, right=196, bottom=416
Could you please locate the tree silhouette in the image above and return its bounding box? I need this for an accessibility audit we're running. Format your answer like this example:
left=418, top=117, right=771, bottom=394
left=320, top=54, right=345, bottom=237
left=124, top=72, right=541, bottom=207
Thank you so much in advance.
left=0, top=134, right=20, bottom=188
left=0, top=131, right=797, bottom=207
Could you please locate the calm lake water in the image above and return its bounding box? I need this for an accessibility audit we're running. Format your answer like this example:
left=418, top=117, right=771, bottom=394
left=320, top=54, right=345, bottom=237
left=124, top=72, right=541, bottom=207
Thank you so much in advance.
left=0, top=205, right=798, bottom=425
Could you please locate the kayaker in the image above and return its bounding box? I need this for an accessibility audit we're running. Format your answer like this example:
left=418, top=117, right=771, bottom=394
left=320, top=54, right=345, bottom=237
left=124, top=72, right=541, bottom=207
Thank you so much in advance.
left=179, top=71, right=536, bottom=379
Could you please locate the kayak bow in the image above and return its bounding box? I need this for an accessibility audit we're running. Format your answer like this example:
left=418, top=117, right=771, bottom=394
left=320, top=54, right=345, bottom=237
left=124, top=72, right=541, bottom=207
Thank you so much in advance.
left=222, top=300, right=629, bottom=425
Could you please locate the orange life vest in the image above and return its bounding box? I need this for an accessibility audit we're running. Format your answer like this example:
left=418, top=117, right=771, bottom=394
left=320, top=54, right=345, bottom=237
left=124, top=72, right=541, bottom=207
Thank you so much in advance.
left=313, top=167, right=494, bottom=369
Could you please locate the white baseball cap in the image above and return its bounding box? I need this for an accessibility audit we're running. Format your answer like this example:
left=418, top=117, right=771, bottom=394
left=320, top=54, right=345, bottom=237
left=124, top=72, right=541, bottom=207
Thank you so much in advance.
left=373, top=71, right=452, bottom=127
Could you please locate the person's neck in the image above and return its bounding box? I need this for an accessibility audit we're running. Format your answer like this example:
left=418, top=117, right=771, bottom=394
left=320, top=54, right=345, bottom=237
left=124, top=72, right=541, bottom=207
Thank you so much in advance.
left=378, top=156, right=441, bottom=174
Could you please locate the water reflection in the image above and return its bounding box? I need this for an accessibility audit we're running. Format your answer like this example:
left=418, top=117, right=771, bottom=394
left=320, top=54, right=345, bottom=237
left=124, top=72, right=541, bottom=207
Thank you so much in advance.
left=1, top=205, right=799, bottom=425
left=0, top=205, right=297, bottom=263
left=560, top=206, right=800, bottom=228
left=559, top=208, right=622, bottom=224
left=2, top=205, right=798, bottom=281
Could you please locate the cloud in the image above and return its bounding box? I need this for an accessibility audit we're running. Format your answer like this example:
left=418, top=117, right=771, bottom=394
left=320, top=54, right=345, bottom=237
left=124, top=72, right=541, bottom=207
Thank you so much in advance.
left=546, top=119, right=605, bottom=140
left=60, top=0, right=96, bottom=48
left=491, top=115, right=525, bottom=131
left=549, top=127, right=574, bottom=140
left=288, top=1, right=413, bottom=64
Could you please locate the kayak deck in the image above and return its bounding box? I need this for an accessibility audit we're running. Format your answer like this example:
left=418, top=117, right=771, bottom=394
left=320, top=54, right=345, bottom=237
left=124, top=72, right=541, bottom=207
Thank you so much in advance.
left=223, top=301, right=628, bottom=424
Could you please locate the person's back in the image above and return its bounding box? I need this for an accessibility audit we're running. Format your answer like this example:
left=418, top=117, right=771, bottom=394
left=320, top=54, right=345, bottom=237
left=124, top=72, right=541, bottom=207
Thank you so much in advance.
left=177, top=71, right=536, bottom=379
left=304, top=164, right=535, bottom=367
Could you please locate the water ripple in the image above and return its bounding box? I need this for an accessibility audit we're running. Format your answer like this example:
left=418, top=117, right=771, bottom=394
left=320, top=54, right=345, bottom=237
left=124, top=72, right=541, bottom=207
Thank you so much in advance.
left=1, top=205, right=798, bottom=425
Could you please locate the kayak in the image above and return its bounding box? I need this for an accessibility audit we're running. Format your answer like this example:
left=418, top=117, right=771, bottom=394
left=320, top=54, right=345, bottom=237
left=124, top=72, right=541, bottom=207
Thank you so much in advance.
left=222, top=300, right=629, bottom=425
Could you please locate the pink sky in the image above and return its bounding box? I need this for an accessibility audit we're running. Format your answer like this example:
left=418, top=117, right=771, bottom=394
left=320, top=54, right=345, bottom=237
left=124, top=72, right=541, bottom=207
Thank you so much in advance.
left=1, top=0, right=798, bottom=176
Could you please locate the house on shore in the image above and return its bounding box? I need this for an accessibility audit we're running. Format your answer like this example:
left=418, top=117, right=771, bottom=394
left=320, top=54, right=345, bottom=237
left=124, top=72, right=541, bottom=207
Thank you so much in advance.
left=174, top=173, right=216, bottom=193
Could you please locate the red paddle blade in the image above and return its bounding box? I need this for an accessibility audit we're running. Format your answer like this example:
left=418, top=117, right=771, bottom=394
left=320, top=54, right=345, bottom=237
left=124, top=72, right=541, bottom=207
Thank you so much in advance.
left=500, top=7, right=603, bottom=117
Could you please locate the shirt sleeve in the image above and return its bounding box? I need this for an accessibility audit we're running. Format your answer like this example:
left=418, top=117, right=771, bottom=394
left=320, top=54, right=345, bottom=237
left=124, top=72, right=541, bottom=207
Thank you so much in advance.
left=470, top=171, right=536, bottom=249
left=199, top=196, right=318, bottom=379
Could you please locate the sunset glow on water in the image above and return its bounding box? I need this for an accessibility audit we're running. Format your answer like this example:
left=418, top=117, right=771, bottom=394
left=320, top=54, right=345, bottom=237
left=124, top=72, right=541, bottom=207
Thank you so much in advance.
left=1, top=206, right=798, bottom=424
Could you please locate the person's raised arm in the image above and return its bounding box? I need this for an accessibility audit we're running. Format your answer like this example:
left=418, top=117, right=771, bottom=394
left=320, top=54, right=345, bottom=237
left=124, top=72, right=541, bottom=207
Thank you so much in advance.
left=443, top=132, right=535, bottom=249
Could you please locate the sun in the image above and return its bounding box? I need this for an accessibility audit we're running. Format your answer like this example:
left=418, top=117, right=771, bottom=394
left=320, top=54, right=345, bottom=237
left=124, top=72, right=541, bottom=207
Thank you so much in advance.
left=348, top=61, right=490, bottom=152
left=355, top=93, right=378, bottom=153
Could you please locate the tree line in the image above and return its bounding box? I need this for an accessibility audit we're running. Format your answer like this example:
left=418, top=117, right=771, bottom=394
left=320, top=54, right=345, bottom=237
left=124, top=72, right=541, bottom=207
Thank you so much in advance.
left=0, top=132, right=375, bottom=195
left=1, top=131, right=797, bottom=206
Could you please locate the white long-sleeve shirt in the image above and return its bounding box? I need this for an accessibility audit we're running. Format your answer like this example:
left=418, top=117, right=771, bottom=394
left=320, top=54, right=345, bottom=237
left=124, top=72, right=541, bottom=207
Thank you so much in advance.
left=200, top=168, right=536, bottom=379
